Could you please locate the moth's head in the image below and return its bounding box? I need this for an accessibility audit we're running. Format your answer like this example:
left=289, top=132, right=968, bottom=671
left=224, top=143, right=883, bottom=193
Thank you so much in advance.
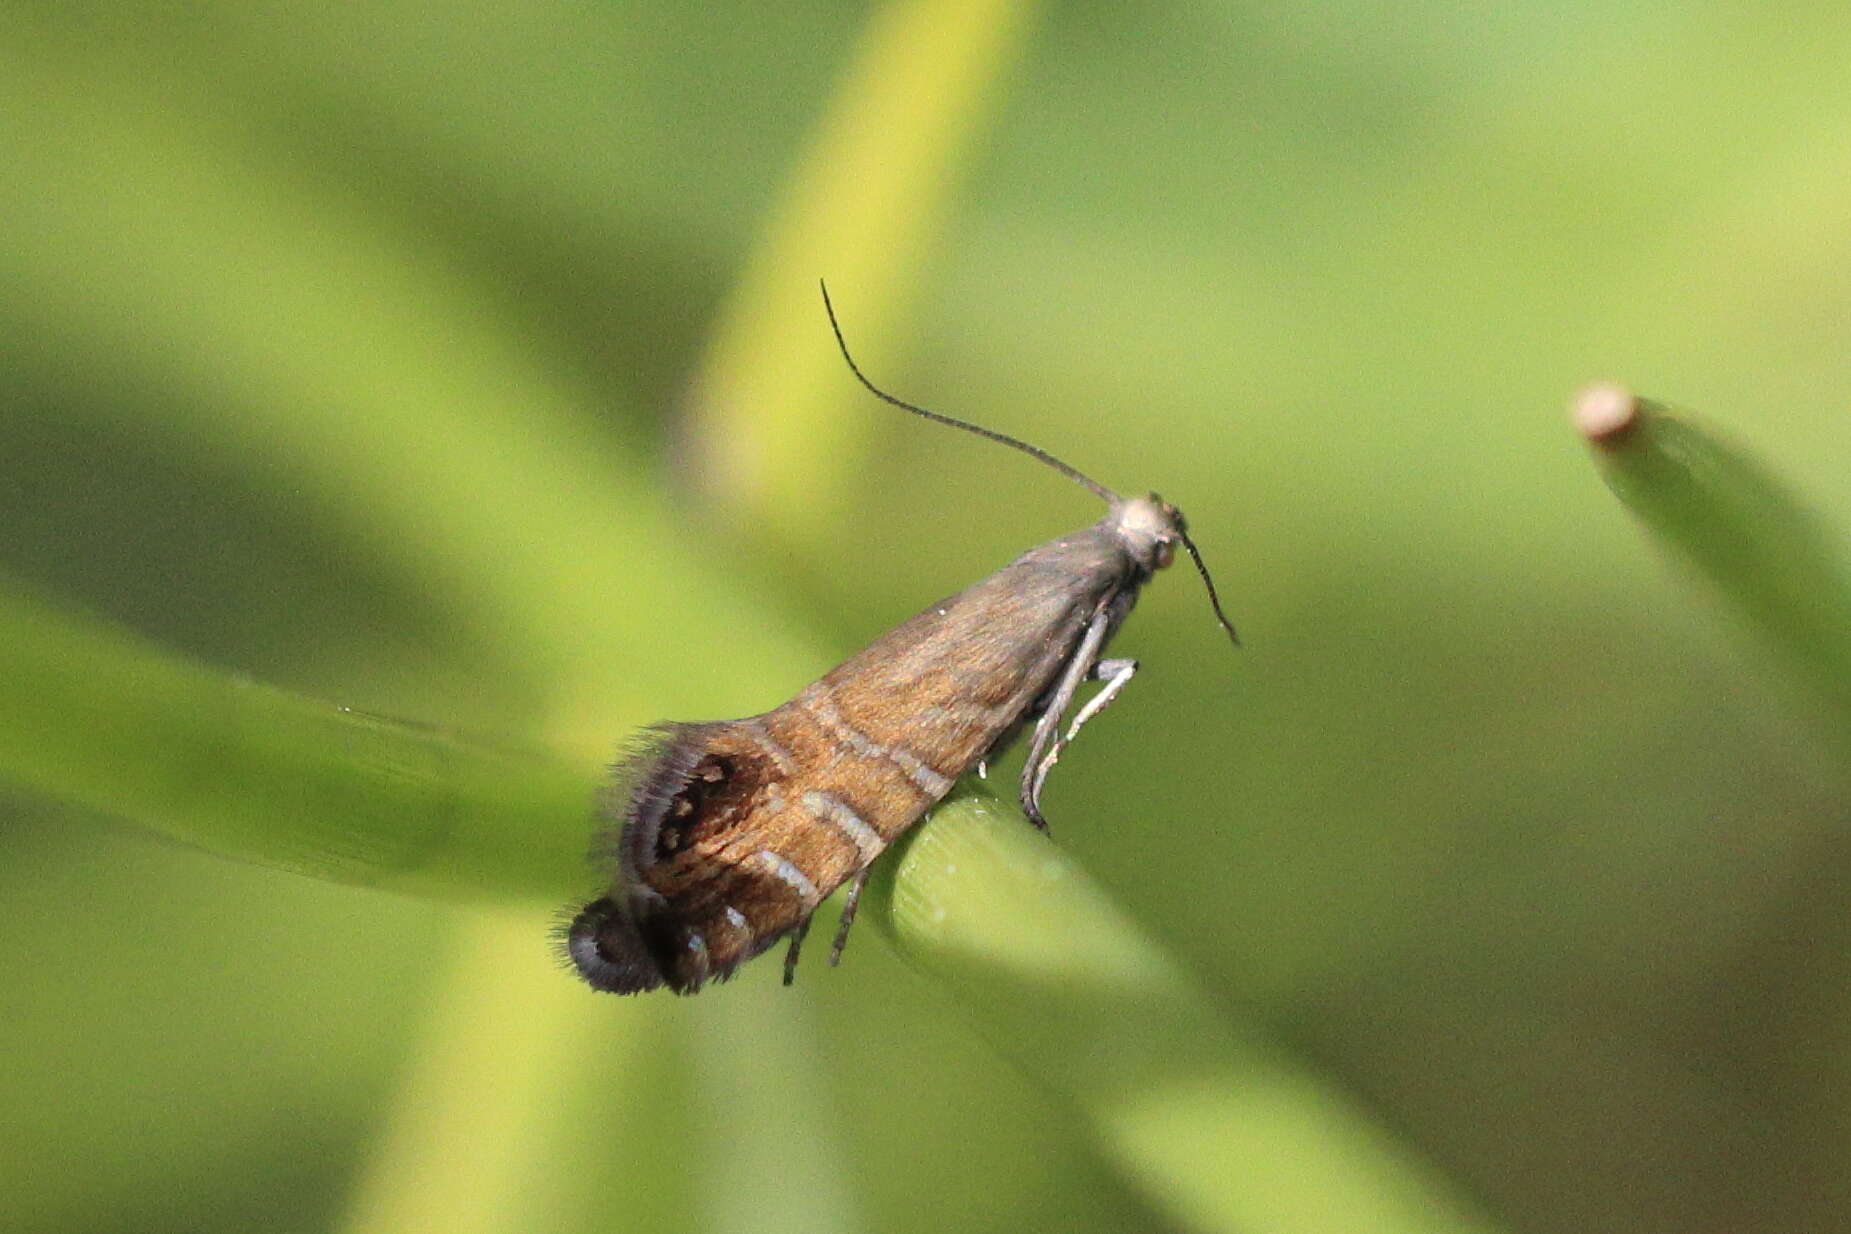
left=1112, top=492, right=1240, bottom=648
left=1113, top=493, right=1187, bottom=572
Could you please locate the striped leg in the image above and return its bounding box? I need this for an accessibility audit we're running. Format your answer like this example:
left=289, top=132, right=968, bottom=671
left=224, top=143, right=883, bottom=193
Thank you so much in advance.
left=781, top=916, right=813, bottom=986
left=828, top=866, right=873, bottom=967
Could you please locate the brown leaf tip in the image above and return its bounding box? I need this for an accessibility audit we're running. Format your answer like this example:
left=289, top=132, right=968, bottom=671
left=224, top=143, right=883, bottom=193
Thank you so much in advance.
left=1572, top=381, right=1640, bottom=445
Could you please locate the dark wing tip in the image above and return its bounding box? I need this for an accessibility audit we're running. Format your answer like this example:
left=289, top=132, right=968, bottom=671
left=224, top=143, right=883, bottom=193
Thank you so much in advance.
left=565, top=896, right=667, bottom=995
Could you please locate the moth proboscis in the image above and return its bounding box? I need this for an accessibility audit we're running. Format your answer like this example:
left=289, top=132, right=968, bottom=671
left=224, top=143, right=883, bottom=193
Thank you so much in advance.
left=566, top=283, right=1236, bottom=995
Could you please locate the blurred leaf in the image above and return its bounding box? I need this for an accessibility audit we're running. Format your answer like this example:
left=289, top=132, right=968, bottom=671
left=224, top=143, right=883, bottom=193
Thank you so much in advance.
left=0, top=582, right=597, bottom=901
left=685, top=0, right=1044, bottom=549
left=871, top=790, right=1505, bottom=1234
left=1580, top=385, right=1851, bottom=731
left=0, top=35, right=825, bottom=748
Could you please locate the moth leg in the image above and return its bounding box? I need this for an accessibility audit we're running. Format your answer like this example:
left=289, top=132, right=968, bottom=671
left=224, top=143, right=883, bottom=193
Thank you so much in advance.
left=782, top=915, right=813, bottom=987
left=1068, top=658, right=1138, bottom=742
left=1019, top=712, right=1063, bottom=830
left=828, top=866, right=873, bottom=967
left=1027, top=657, right=1139, bottom=816
left=1019, top=608, right=1115, bottom=830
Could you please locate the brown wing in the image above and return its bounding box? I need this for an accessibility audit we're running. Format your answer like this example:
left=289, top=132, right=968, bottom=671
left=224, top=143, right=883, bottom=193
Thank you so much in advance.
left=570, top=522, right=1137, bottom=993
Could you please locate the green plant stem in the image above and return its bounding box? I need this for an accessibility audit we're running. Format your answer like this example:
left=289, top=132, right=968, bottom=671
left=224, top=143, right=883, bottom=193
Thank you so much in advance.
left=869, top=790, right=1507, bottom=1234
left=1580, top=387, right=1851, bottom=726
left=0, top=583, right=598, bottom=903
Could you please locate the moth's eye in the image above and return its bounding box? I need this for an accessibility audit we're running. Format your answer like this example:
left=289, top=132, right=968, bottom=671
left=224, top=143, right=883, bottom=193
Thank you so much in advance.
left=1154, top=539, right=1176, bottom=569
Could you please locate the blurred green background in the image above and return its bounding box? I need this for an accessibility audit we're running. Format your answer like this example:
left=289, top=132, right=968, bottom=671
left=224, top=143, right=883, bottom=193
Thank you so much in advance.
left=4, top=2, right=1850, bottom=1232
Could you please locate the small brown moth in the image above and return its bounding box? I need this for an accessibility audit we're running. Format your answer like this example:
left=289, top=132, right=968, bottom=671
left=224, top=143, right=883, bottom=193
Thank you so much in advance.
left=566, top=284, right=1236, bottom=995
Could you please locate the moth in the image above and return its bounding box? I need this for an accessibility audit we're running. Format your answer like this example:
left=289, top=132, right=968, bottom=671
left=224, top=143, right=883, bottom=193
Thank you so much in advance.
left=567, top=284, right=1236, bottom=995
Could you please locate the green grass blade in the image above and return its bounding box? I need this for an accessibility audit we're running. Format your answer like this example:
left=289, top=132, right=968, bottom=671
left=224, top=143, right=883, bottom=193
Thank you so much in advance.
left=1576, top=383, right=1851, bottom=726
left=683, top=0, right=1044, bottom=551
left=0, top=582, right=598, bottom=903
left=869, top=790, right=1507, bottom=1234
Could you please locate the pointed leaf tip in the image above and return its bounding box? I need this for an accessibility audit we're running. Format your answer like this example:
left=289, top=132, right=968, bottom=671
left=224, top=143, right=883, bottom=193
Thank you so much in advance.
left=1572, top=381, right=1639, bottom=445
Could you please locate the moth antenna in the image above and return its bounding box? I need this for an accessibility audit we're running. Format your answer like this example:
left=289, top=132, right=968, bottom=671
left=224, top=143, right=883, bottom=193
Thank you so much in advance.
left=1179, top=529, right=1240, bottom=648
left=820, top=280, right=1119, bottom=505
